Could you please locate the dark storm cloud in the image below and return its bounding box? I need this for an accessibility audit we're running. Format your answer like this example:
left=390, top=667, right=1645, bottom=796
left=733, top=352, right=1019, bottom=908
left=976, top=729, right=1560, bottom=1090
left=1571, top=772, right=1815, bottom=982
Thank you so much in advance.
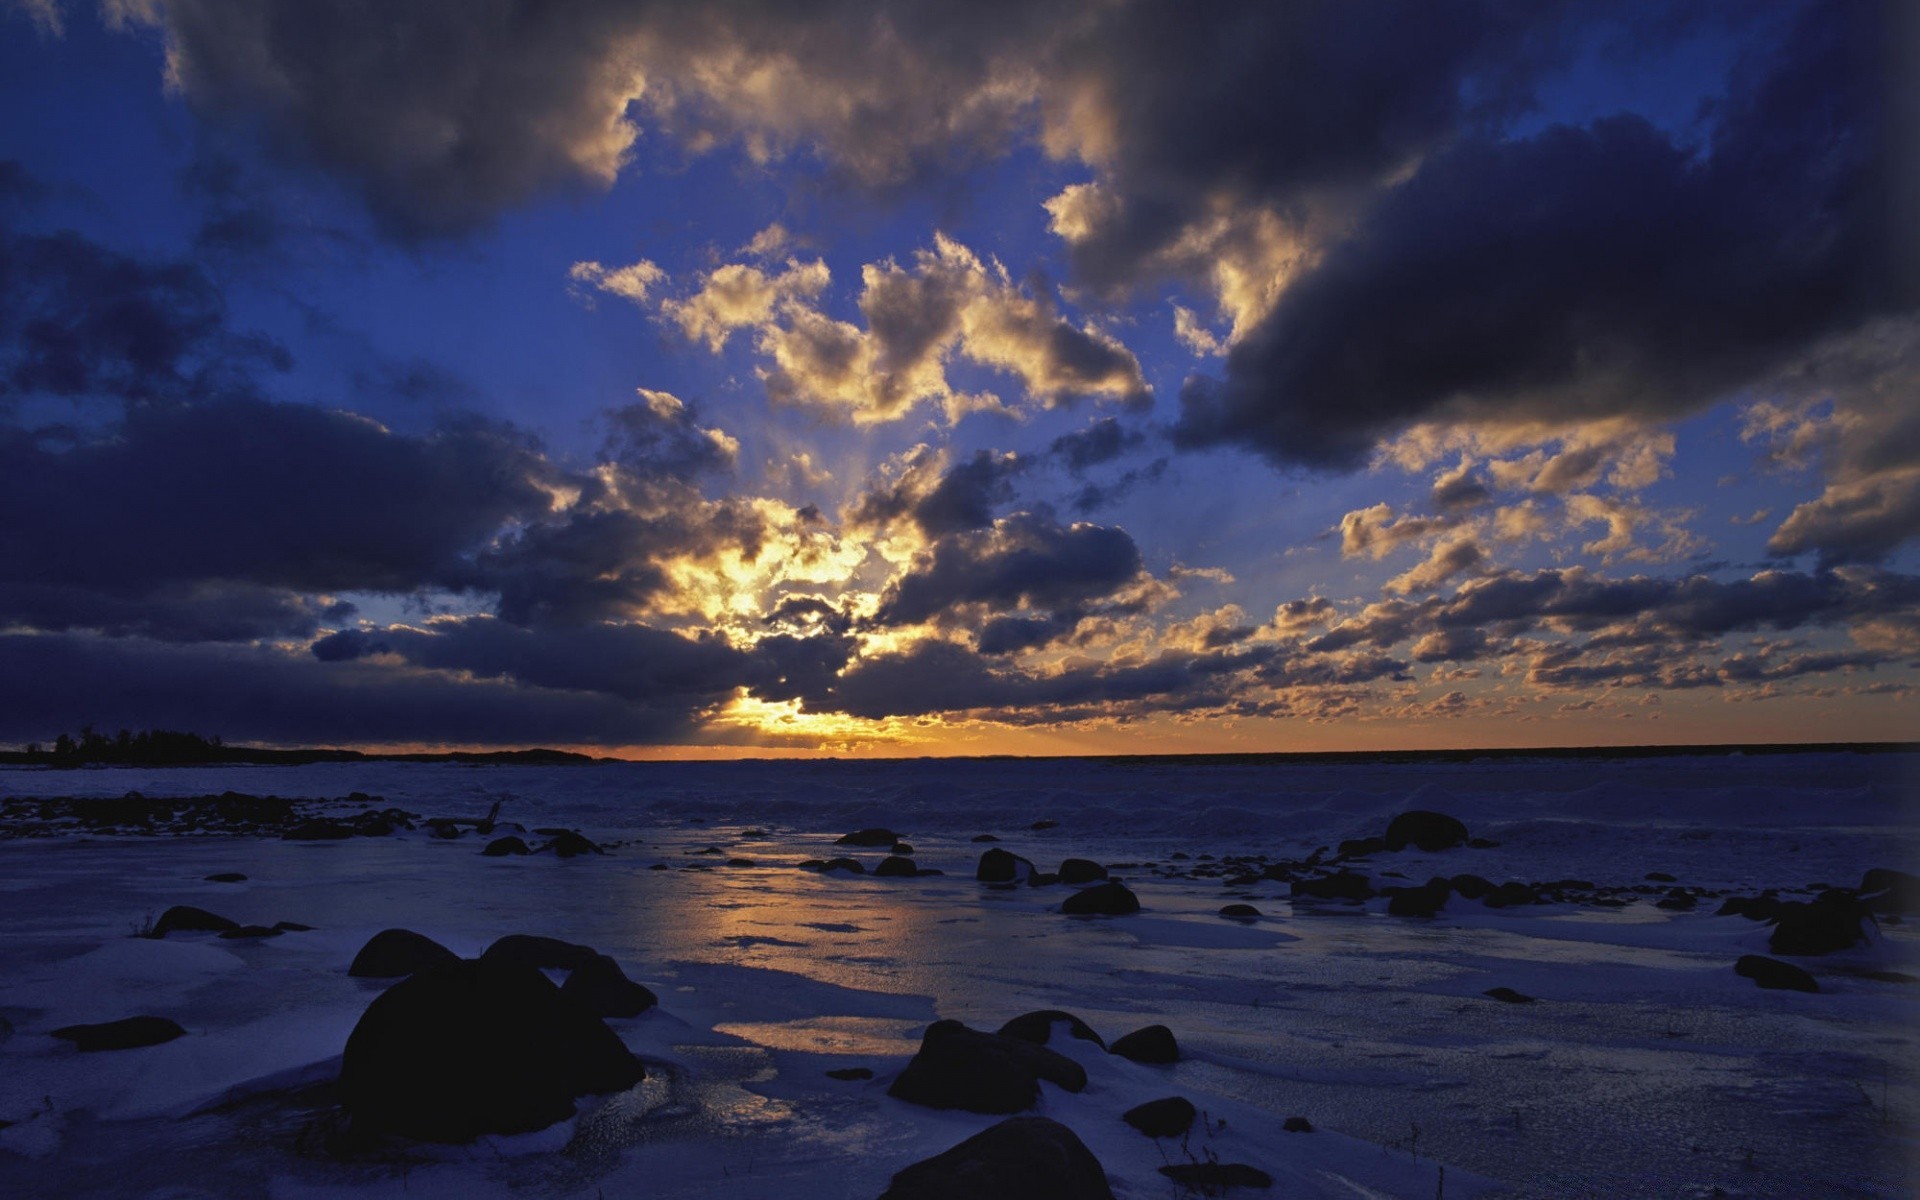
left=1048, top=416, right=1143, bottom=473
left=910, top=450, right=1024, bottom=535
left=121, top=2, right=1572, bottom=243
left=1176, top=2, right=1897, bottom=468
left=0, top=581, right=349, bottom=643
left=0, top=631, right=715, bottom=746
left=0, top=213, right=286, bottom=405
left=874, top=512, right=1144, bottom=627
left=1305, top=566, right=1920, bottom=659
left=815, top=638, right=1262, bottom=721
left=0, top=398, right=557, bottom=597
left=848, top=448, right=1022, bottom=536
left=1042, top=0, right=1557, bottom=296
left=314, top=616, right=750, bottom=708
left=478, top=498, right=765, bottom=627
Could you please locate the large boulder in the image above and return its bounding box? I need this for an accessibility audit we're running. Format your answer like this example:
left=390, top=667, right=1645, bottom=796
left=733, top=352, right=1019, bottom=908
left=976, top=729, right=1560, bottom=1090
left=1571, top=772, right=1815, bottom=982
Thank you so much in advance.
left=153, top=905, right=239, bottom=936
left=1860, top=868, right=1920, bottom=916
left=977, top=848, right=1035, bottom=883
left=1385, top=877, right=1451, bottom=918
left=1110, top=1024, right=1179, bottom=1064
left=50, top=1016, right=185, bottom=1051
left=542, top=831, right=603, bottom=858
left=998, top=1010, right=1107, bottom=1050
left=1384, top=810, right=1469, bottom=853
left=888, top=1020, right=1087, bottom=1114
left=480, top=836, right=531, bottom=857
left=560, top=954, right=658, bottom=1018
left=1122, top=1095, right=1196, bottom=1138
left=480, top=934, right=598, bottom=972
left=877, top=1116, right=1114, bottom=1200
left=1058, top=858, right=1108, bottom=885
left=1062, top=882, right=1140, bottom=915
left=1769, top=892, right=1871, bottom=956
left=1735, top=955, right=1819, bottom=993
left=341, top=959, right=642, bottom=1142
left=874, top=856, right=919, bottom=878
left=348, top=929, right=461, bottom=978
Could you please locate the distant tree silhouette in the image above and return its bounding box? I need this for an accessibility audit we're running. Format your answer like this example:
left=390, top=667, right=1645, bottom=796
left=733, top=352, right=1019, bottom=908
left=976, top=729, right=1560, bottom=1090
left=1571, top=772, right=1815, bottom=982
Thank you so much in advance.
left=34, top=728, right=232, bottom=766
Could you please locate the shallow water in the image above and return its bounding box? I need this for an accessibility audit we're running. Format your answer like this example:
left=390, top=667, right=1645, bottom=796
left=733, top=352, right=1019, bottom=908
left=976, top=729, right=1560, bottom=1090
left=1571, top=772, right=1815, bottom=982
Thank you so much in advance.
left=1, top=752, right=1916, bottom=1197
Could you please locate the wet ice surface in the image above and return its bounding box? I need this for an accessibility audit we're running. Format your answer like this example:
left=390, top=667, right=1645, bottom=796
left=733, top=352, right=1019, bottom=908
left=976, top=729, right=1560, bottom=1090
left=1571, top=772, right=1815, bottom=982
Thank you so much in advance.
left=1, top=752, right=1916, bottom=1198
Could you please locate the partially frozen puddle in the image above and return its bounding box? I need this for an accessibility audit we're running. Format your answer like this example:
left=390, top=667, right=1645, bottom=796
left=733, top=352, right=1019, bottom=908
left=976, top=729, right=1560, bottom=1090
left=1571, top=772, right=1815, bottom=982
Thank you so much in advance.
left=712, top=1015, right=924, bottom=1055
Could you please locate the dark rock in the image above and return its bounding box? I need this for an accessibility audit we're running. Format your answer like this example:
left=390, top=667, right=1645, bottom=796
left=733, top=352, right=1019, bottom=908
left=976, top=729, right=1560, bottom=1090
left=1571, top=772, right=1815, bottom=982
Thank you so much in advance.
left=218, top=925, right=283, bottom=939
left=1159, top=1163, right=1273, bottom=1189
left=890, top=842, right=914, bottom=855
left=1338, top=836, right=1388, bottom=858
left=1860, top=867, right=1920, bottom=916
left=203, top=872, right=247, bottom=883
left=1450, top=873, right=1493, bottom=900
left=1284, top=1116, right=1314, bottom=1133
left=543, top=830, right=603, bottom=858
left=1718, top=895, right=1782, bottom=920
left=1110, top=1024, right=1178, bottom=1064
left=481, top=934, right=598, bottom=972
left=1656, top=889, right=1698, bottom=911
left=1645, top=871, right=1678, bottom=883
left=874, top=856, right=919, bottom=878
left=1058, top=858, right=1108, bottom=885
left=972, top=833, right=1000, bottom=842
left=1466, top=837, right=1500, bottom=849
left=878, top=1116, right=1114, bottom=1200
left=1769, top=892, right=1871, bottom=956
left=1062, top=881, right=1140, bottom=916
left=1030, top=819, right=1060, bottom=831
left=426, top=819, right=464, bottom=839
left=283, top=819, right=354, bottom=840
left=50, top=1016, right=185, bottom=1051
left=826, top=1066, right=873, bottom=1080
left=1484, top=987, right=1535, bottom=1004
left=1736, top=955, right=1819, bottom=993
left=349, top=929, right=462, bottom=978
left=1122, top=1095, right=1196, bottom=1138
left=480, top=836, right=531, bottom=857
left=340, top=959, right=642, bottom=1142
left=821, top=857, right=867, bottom=874
left=560, top=954, right=658, bottom=1017
left=998, top=1010, right=1107, bottom=1050
left=977, top=848, right=1035, bottom=883
left=1384, top=810, right=1469, bottom=853
left=836, top=828, right=899, bottom=847
left=888, top=1020, right=1087, bottom=1113
left=1028, top=871, right=1060, bottom=887
left=153, top=905, right=239, bottom=936
left=726, top=857, right=756, bottom=867
left=1385, top=877, right=1451, bottom=918
left=272, top=921, right=314, bottom=932
left=1483, top=881, right=1538, bottom=908
left=1219, top=903, right=1261, bottom=919
left=1290, top=871, right=1374, bottom=902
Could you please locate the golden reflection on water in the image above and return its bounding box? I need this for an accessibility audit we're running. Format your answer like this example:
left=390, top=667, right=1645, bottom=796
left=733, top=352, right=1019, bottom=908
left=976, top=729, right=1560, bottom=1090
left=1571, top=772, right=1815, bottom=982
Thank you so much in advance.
left=710, top=1015, right=927, bottom=1055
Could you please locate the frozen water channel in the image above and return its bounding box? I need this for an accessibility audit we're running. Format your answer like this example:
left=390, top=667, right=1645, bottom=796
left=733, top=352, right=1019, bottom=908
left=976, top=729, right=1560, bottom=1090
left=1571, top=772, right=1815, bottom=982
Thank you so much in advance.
left=1, top=751, right=1916, bottom=1197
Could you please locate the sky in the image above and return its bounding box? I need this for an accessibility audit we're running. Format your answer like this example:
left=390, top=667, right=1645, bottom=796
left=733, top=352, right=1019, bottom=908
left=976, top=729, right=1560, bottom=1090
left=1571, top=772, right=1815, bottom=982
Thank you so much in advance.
left=0, top=0, right=1915, bottom=758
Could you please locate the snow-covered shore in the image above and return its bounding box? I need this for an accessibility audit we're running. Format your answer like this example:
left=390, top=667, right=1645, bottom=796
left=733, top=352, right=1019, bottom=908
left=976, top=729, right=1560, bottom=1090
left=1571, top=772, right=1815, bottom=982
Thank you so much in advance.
left=2, top=751, right=1916, bottom=1198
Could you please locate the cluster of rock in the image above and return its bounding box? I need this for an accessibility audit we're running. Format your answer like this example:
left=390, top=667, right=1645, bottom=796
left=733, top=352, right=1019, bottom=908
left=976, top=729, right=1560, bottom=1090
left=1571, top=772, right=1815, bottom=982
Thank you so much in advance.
left=973, top=848, right=1142, bottom=913
left=0, top=790, right=415, bottom=839
left=341, top=929, right=654, bottom=1142
left=875, top=1009, right=1282, bottom=1196
left=142, top=904, right=314, bottom=940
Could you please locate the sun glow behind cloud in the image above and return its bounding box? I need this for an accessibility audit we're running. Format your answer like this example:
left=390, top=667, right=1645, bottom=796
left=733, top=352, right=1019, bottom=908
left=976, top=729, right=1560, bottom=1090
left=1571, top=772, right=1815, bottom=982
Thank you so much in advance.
left=0, top=0, right=1912, bottom=755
